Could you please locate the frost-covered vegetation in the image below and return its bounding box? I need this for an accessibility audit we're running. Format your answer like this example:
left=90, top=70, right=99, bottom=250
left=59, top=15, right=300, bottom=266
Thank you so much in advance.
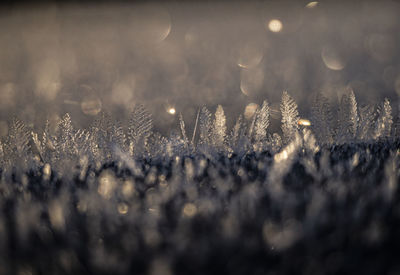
left=1, top=90, right=400, bottom=275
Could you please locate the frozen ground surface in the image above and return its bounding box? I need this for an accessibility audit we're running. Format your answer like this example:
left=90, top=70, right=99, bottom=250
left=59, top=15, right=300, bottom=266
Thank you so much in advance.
left=0, top=91, right=400, bottom=275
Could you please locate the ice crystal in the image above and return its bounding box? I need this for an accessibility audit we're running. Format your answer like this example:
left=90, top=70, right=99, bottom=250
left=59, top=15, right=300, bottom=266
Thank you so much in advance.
left=9, top=118, right=31, bottom=158
left=254, top=100, right=270, bottom=140
left=280, top=91, right=299, bottom=144
left=179, top=113, right=189, bottom=148
left=229, top=114, right=250, bottom=156
left=199, top=106, right=212, bottom=145
left=212, top=105, right=227, bottom=150
left=128, top=104, right=153, bottom=157
left=336, top=88, right=359, bottom=143
left=0, top=91, right=399, bottom=275
left=375, top=98, right=393, bottom=139
left=358, top=103, right=376, bottom=141
left=0, top=91, right=397, bottom=173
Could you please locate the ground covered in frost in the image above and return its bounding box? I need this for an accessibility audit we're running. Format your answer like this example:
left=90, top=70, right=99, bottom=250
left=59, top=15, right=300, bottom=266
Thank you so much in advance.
left=1, top=91, right=400, bottom=274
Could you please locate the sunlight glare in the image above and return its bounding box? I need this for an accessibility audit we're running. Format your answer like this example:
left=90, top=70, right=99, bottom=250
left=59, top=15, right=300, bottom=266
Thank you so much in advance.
left=168, top=108, right=176, bottom=115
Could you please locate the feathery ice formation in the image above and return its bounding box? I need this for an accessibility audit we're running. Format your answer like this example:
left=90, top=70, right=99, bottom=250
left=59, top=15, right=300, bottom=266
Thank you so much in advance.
left=0, top=90, right=400, bottom=275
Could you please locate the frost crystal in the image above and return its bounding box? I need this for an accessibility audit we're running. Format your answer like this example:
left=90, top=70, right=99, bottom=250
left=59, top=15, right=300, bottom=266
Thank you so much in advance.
left=358, top=103, right=376, bottom=141
left=179, top=113, right=189, bottom=148
left=336, top=89, right=359, bottom=143
left=199, top=106, right=212, bottom=145
left=254, top=100, right=270, bottom=143
left=212, top=105, right=227, bottom=149
left=0, top=94, right=400, bottom=275
left=280, top=91, right=299, bottom=144
left=128, top=104, right=153, bottom=157
left=375, top=98, right=393, bottom=139
left=0, top=93, right=398, bottom=169
left=229, top=114, right=250, bottom=156
left=9, top=118, right=31, bottom=158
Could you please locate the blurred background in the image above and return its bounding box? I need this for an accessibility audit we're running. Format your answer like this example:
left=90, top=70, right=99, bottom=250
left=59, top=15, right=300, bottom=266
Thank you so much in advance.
left=0, top=0, right=400, bottom=135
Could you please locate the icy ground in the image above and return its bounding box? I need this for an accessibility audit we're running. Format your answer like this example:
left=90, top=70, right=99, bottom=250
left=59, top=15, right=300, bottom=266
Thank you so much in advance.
left=0, top=90, right=400, bottom=274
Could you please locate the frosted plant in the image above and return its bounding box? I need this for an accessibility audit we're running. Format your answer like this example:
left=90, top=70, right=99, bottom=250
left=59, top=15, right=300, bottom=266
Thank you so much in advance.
left=166, top=130, right=189, bottom=157
left=127, top=104, right=153, bottom=157
left=92, top=111, right=113, bottom=139
left=31, top=119, right=56, bottom=164
left=280, top=91, right=299, bottom=144
left=336, top=89, right=358, bottom=143
left=0, top=92, right=399, bottom=178
left=253, top=100, right=270, bottom=149
left=111, top=121, right=127, bottom=151
left=91, top=112, right=114, bottom=160
left=6, top=118, right=31, bottom=164
left=229, top=115, right=250, bottom=156
left=357, top=103, right=376, bottom=141
left=145, top=132, right=168, bottom=160
left=310, top=93, right=333, bottom=145
left=247, top=109, right=257, bottom=139
left=55, top=113, right=76, bottom=158
left=0, top=92, right=400, bottom=275
left=374, top=98, right=393, bottom=139
left=41, top=119, right=54, bottom=161
left=10, top=118, right=31, bottom=156
left=31, top=131, right=43, bottom=161
left=74, top=129, right=92, bottom=158
left=336, top=94, right=349, bottom=143
left=348, top=90, right=359, bottom=137
left=230, top=114, right=244, bottom=148
left=91, top=113, right=127, bottom=161
left=198, top=106, right=212, bottom=145
left=179, top=113, right=189, bottom=149
left=211, top=105, right=227, bottom=150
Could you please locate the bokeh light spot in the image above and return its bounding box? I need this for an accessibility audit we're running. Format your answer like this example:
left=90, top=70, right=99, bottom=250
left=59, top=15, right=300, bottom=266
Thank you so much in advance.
left=306, top=2, right=318, bottom=8
left=321, top=46, right=346, bottom=71
left=98, top=171, right=116, bottom=200
left=183, top=203, right=197, bottom=217
left=168, top=108, right=176, bottom=115
left=129, top=5, right=172, bottom=45
left=237, top=43, right=264, bottom=69
left=240, top=67, right=264, bottom=96
left=298, top=118, right=311, bottom=126
left=267, top=19, right=283, bottom=33
left=118, top=203, right=129, bottom=215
